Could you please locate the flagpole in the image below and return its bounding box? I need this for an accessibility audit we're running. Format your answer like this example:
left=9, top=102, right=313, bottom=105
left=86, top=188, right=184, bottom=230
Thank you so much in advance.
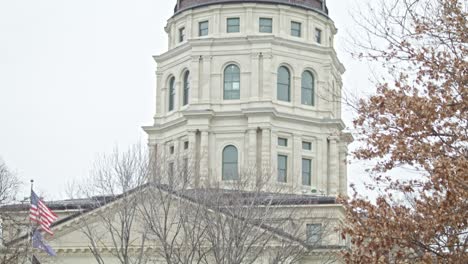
left=29, top=179, right=34, bottom=263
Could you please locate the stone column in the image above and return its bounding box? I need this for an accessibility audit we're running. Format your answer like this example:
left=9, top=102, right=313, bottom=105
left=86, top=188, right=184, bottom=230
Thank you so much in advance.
left=328, top=136, right=340, bottom=196
left=187, top=130, right=197, bottom=187
left=292, top=134, right=302, bottom=189
left=190, top=56, right=201, bottom=104
left=339, top=144, right=348, bottom=196
left=316, top=137, right=326, bottom=194
left=250, top=54, right=260, bottom=100
left=155, top=71, right=163, bottom=115
left=248, top=128, right=257, bottom=170
left=261, top=128, right=271, bottom=180
left=199, top=130, right=209, bottom=185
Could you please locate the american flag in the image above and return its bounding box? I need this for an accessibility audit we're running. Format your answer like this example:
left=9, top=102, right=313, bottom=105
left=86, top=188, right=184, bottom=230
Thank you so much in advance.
left=30, top=190, right=58, bottom=235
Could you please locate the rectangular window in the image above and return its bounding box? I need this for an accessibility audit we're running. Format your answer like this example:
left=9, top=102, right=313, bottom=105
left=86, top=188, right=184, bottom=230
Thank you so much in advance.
left=183, top=158, right=188, bottom=183
left=315, top=28, right=322, bottom=44
left=227, top=18, right=240, bottom=33
left=302, top=158, right=312, bottom=186
left=306, top=224, right=322, bottom=245
left=169, top=146, right=175, bottom=154
left=179, top=27, right=185, bottom=42
left=199, top=21, right=208, bottom=36
left=278, top=137, right=288, bottom=147
left=184, top=141, right=189, bottom=150
left=168, top=162, right=174, bottom=184
left=277, top=155, right=288, bottom=183
left=302, top=141, right=312, bottom=150
left=291, top=21, right=301, bottom=37
left=259, top=18, right=272, bottom=33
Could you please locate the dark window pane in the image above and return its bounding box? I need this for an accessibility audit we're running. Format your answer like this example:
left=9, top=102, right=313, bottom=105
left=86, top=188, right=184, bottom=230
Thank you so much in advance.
left=306, top=224, right=322, bottom=245
left=302, top=159, right=312, bottom=186
left=227, top=18, right=240, bottom=33
left=278, top=138, right=288, bottom=147
left=183, top=158, right=188, bottom=184
left=223, top=145, right=239, bottom=180
left=277, top=155, right=287, bottom=183
left=291, top=21, right=301, bottom=37
left=168, top=162, right=174, bottom=185
left=199, top=21, right=208, bottom=36
left=259, top=18, right=272, bottom=33
left=169, top=77, right=175, bottom=111
left=315, top=28, right=322, bottom=43
left=302, top=141, right=312, bottom=150
left=301, top=71, right=314, bottom=106
left=179, top=27, right=185, bottom=42
left=277, top=67, right=290, bottom=101
left=183, top=71, right=190, bottom=105
left=224, top=64, right=240, bottom=100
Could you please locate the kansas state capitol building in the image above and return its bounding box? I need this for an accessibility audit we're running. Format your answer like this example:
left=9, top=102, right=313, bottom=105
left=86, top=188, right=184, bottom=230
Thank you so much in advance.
left=143, top=0, right=350, bottom=196
left=2, top=1, right=353, bottom=263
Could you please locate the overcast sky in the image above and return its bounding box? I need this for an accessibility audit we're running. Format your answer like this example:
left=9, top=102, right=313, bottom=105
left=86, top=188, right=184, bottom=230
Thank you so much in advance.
left=0, top=0, right=372, bottom=200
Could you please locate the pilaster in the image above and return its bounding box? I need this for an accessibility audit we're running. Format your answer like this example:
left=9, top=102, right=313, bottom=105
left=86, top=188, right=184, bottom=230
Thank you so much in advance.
left=261, top=128, right=271, bottom=179
left=199, top=130, right=209, bottom=185
left=328, top=136, right=340, bottom=196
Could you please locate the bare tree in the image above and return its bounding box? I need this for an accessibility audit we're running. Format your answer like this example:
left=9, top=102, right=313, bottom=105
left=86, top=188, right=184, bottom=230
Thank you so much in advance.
left=0, top=160, right=30, bottom=264
left=75, top=145, right=341, bottom=264
left=73, top=145, right=150, bottom=264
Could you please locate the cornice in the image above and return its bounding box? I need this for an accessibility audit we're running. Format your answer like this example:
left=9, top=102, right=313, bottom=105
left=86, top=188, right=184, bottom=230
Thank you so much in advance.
left=154, top=35, right=345, bottom=74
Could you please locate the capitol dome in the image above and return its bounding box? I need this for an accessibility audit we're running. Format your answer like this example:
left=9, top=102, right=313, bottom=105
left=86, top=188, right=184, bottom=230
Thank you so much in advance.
left=174, top=0, right=328, bottom=15
left=144, top=0, right=350, bottom=196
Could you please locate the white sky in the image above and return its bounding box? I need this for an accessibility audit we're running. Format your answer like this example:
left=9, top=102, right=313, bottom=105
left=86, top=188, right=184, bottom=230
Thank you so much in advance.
left=0, top=0, right=373, bottom=200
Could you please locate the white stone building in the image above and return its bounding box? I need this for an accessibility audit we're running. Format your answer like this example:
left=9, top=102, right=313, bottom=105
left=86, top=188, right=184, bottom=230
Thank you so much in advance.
left=143, top=0, right=351, bottom=196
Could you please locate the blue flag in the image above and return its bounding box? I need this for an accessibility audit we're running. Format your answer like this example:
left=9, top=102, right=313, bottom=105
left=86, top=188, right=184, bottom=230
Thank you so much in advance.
left=32, top=230, right=56, bottom=256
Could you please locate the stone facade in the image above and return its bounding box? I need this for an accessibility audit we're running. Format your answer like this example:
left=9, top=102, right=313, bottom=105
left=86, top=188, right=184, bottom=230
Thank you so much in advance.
left=143, top=0, right=351, bottom=196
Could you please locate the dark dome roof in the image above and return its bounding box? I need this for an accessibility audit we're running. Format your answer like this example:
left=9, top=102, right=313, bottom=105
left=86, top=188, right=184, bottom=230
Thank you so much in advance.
left=174, top=0, right=328, bottom=15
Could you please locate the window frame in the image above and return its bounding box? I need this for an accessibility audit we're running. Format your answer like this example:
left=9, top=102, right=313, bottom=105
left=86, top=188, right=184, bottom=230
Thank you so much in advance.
left=291, top=21, right=302, bottom=37
left=183, top=71, right=190, bottom=106
left=199, top=20, right=209, bottom=36
left=277, top=66, right=291, bottom=102
left=179, top=27, right=186, bottom=42
left=306, top=224, right=322, bottom=245
left=226, top=17, right=240, bottom=33
left=168, top=77, right=175, bottom=111
left=277, top=154, right=288, bottom=183
left=222, top=145, right=239, bottom=181
left=315, top=28, right=322, bottom=44
left=223, top=64, right=241, bottom=100
left=259, top=17, right=272, bottom=33
left=302, top=158, right=312, bottom=186
left=168, top=162, right=174, bottom=184
left=302, top=141, right=312, bottom=150
left=301, top=71, right=315, bottom=106
left=278, top=137, right=288, bottom=147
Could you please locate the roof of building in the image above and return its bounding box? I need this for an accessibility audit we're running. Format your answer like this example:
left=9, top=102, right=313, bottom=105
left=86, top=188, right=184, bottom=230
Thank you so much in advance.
left=1, top=185, right=336, bottom=213
left=2, top=184, right=339, bottom=248
left=173, top=0, right=328, bottom=15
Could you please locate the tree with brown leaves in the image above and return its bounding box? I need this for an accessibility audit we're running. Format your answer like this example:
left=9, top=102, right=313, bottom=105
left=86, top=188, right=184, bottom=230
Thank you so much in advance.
left=340, top=0, right=467, bottom=263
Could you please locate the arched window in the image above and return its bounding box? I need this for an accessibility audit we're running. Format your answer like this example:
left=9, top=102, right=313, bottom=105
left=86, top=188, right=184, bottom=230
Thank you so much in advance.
left=277, top=66, right=290, bottom=102
left=224, top=64, right=240, bottom=100
left=168, top=77, right=175, bottom=111
left=301, top=71, right=314, bottom=106
left=183, top=71, right=190, bottom=106
left=222, top=145, right=238, bottom=180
